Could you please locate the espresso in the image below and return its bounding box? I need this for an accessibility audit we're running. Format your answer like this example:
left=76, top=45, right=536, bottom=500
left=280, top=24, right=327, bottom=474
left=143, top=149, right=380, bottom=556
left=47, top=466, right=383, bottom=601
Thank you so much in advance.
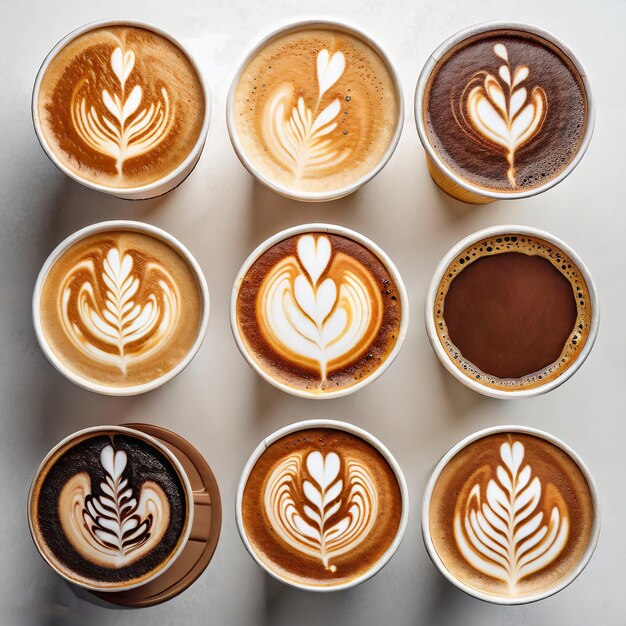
left=241, top=428, right=402, bottom=588
left=232, top=28, right=399, bottom=193
left=423, top=29, right=587, bottom=192
left=428, top=432, right=594, bottom=600
left=37, top=25, right=205, bottom=188
left=30, top=431, right=189, bottom=589
left=235, top=231, right=403, bottom=394
left=434, top=234, right=591, bottom=391
left=38, top=229, right=203, bottom=388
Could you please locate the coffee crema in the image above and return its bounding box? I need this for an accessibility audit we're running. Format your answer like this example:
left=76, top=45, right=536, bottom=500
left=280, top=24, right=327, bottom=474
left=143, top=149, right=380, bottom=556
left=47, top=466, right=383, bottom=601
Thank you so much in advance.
left=30, top=431, right=189, bottom=589
left=423, top=29, right=587, bottom=192
left=434, top=234, right=591, bottom=391
left=37, top=25, right=205, bottom=188
left=235, top=232, right=403, bottom=394
left=241, top=428, right=402, bottom=587
left=232, top=28, right=399, bottom=193
left=428, top=432, right=594, bottom=599
left=39, top=230, right=203, bottom=388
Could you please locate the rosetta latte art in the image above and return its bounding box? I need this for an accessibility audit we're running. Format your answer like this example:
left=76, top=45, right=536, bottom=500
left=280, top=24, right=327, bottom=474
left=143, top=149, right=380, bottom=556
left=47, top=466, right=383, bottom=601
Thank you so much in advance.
left=265, top=450, right=377, bottom=571
left=59, top=246, right=181, bottom=374
left=71, top=45, right=174, bottom=175
left=59, top=444, right=169, bottom=568
left=454, top=440, right=569, bottom=589
left=454, top=43, right=547, bottom=186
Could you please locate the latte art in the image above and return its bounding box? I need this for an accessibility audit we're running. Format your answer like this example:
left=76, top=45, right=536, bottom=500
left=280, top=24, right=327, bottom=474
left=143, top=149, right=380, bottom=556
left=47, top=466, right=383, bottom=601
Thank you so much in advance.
left=265, top=451, right=377, bottom=572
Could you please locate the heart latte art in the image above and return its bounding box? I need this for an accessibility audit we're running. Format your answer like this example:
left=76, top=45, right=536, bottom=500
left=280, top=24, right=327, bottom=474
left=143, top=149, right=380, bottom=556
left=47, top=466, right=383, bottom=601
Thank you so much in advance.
left=242, top=428, right=403, bottom=588
left=37, top=25, right=205, bottom=188
left=428, top=433, right=595, bottom=599
left=38, top=230, right=203, bottom=389
left=232, top=28, right=399, bottom=194
left=235, top=232, right=403, bottom=395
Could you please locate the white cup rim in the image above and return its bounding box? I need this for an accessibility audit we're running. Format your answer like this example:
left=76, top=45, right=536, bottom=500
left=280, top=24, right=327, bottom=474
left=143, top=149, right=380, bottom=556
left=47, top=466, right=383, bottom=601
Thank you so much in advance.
left=235, top=419, right=410, bottom=591
left=27, top=424, right=195, bottom=593
left=424, top=224, right=600, bottom=399
left=414, top=21, right=595, bottom=200
left=421, top=424, right=601, bottom=605
left=31, top=18, right=211, bottom=198
left=226, top=17, right=405, bottom=202
left=230, top=223, right=410, bottom=399
left=32, top=220, right=210, bottom=396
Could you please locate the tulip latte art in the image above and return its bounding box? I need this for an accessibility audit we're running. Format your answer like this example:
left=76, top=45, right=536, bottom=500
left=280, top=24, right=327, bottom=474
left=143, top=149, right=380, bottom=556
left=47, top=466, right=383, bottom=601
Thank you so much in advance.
left=242, top=428, right=402, bottom=587
left=39, top=230, right=203, bottom=388
left=233, top=28, right=399, bottom=194
left=235, top=232, right=402, bottom=394
left=30, top=431, right=189, bottom=589
left=423, top=29, right=588, bottom=191
left=429, top=433, right=594, bottom=599
left=37, top=26, right=204, bottom=188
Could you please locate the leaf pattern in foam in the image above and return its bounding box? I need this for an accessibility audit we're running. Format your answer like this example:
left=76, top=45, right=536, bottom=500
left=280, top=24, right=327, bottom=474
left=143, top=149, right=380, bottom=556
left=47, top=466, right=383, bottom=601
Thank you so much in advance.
left=453, top=440, right=570, bottom=590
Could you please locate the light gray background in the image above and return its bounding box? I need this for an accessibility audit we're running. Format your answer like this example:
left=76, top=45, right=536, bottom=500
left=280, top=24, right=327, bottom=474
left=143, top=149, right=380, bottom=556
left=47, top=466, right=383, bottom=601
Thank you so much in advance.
left=1, top=0, right=623, bottom=624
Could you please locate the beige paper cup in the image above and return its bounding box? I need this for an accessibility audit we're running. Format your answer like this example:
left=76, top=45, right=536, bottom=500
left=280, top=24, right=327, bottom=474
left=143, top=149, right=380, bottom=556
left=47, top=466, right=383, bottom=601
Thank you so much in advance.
left=236, top=419, right=409, bottom=591
left=414, top=22, right=594, bottom=204
left=33, top=220, right=210, bottom=395
left=421, top=425, right=601, bottom=605
left=226, top=18, right=404, bottom=202
left=32, top=19, right=210, bottom=200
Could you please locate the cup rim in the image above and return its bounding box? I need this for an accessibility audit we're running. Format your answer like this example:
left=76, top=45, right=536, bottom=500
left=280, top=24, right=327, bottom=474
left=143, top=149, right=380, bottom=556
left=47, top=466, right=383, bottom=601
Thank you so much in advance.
left=31, top=18, right=211, bottom=198
left=424, top=224, right=600, bottom=399
left=414, top=21, right=595, bottom=200
left=230, top=223, right=410, bottom=399
left=27, top=424, right=196, bottom=593
left=226, top=17, right=405, bottom=202
left=32, top=220, right=210, bottom=396
left=235, top=419, right=410, bottom=592
left=421, top=424, right=601, bottom=605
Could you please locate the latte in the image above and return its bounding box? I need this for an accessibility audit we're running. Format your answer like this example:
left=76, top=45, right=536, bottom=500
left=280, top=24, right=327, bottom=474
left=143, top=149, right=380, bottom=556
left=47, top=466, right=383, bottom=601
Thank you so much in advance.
left=232, top=226, right=407, bottom=397
left=425, top=429, right=598, bottom=602
left=29, top=427, right=192, bottom=591
left=417, top=24, right=592, bottom=201
left=35, top=223, right=207, bottom=393
left=430, top=230, right=596, bottom=394
left=239, top=424, right=407, bottom=589
left=35, top=23, right=206, bottom=191
left=229, top=23, right=402, bottom=198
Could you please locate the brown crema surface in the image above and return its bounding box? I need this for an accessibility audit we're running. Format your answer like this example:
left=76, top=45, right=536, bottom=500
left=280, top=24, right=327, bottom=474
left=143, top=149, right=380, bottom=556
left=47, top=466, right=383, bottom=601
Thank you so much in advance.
left=424, top=29, right=587, bottom=192
left=39, top=230, right=203, bottom=388
left=37, top=26, right=204, bottom=188
left=429, top=433, right=594, bottom=599
left=233, top=28, right=399, bottom=193
left=434, top=234, right=591, bottom=391
left=236, top=233, right=402, bottom=394
left=242, top=428, right=403, bottom=587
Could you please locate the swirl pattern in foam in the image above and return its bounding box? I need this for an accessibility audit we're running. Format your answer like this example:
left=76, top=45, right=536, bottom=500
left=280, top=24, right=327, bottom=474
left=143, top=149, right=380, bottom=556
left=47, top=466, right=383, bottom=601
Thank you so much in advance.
left=428, top=432, right=595, bottom=599
left=37, top=25, right=205, bottom=188
left=241, top=428, right=402, bottom=588
left=235, top=231, right=402, bottom=395
left=39, top=230, right=203, bottom=389
left=232, top=28, right=399, bottom=194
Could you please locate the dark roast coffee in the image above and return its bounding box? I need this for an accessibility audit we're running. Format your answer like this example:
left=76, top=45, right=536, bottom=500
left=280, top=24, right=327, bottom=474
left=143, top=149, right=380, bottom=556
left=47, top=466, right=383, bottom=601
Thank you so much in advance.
left=433, top=234, right=592, bottom=391
left=30, top=431, right=189, bottom=589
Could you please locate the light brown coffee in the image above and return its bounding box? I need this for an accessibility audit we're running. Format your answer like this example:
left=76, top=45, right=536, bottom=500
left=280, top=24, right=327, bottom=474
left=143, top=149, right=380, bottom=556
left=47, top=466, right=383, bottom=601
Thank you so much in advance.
left=232, top=28, right=399, bottom=193
left=241, top=428, right=402, bottom=588
left=428, top=432, right=594, bottom=600
left=39, top=230, right=203, bottom=388
left=37, top=25, right=205, bottom=188
left=235, top=231, right=403, bottom=395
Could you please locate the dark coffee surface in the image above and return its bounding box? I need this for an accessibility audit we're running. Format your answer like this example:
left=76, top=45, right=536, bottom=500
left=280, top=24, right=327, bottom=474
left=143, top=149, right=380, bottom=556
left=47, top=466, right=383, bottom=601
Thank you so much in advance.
left=32, top=433, right=187, bottom=587
left=424, top=29, right=587, bottom=192
left=434, top=234, right=592, bottom=391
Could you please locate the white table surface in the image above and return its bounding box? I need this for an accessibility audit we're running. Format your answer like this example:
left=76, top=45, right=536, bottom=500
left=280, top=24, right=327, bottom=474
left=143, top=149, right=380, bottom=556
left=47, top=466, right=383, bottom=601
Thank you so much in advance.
left=1, top=0, right=623, bottom=624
